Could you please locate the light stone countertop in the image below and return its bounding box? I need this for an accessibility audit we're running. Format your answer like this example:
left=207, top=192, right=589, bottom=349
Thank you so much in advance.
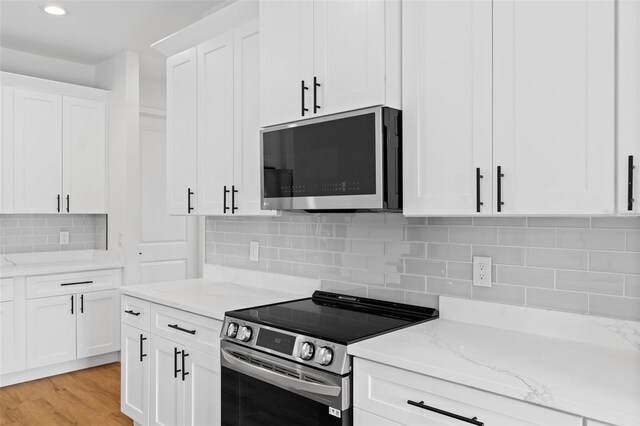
left=120, top=278, right=305, bottom=321
left=0, top=250, right=123, bottom=278
left=348, top=296, right=640, bottom=426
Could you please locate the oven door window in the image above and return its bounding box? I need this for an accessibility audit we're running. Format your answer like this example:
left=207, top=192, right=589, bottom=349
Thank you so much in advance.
left=222, top=367, right=350, bottom=426
left=262, top=112, right=377, bottom=199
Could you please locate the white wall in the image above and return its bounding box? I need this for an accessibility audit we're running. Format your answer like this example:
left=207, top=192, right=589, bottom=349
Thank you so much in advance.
left=0, top=47, right=96, bottom=87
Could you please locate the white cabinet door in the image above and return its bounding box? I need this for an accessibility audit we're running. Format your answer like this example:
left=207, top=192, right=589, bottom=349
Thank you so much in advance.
left=618, top=0, right=640, bottom=214
left=26, top=295, right=76, bottom=369
left=76, top=289, right=120, bottom=358
left=402, top=0, right=493, bottom=216
left=167, top=48, right=198, bottom=215
left=233, top=21, right=276, bottom=216
left=150, top=335, right=184, bottom=426
left=0, top=302, right=16, bottom=374
left=13, top=89, right=62, bottom=213
left=259, top=0, right=314, bottom=126
left=62, top=96, right=106, bottom=213
left=183, top=347, right=220, bottom=426
left=354, top=408, right=402, bottom=426
left=121, top=324, right=150, bottom=425
left=197, top=33, right=235, bottom=216
left=493, top=0, right=615, bottom=214
left=313, top=0, right=386, bottom=116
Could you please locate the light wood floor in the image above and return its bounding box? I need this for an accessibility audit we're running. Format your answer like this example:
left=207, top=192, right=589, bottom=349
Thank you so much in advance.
left=0, top=363, right=132, bottom=426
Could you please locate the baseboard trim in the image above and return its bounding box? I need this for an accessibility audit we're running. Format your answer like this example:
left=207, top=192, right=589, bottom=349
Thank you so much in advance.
left=0, top=351, right=120, bottom=387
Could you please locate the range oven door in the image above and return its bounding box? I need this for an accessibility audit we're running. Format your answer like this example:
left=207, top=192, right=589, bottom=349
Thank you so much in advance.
left=221, top=341, right=351, bottom=426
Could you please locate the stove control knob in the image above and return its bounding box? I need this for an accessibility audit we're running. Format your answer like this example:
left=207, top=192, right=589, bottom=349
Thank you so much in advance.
left=238, top=326, right=253, bottom=342
left=226, top=322, right=238, bottom=338
left=317, top=347, right=333, bottom=366
left=299, top=342, right=315, bottom=360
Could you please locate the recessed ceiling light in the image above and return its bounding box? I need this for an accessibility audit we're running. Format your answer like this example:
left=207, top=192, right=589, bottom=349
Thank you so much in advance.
left=42, top=5, right=66, bottom=16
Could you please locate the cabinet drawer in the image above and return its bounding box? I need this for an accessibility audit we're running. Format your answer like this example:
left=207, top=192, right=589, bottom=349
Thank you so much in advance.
left=150, top=303, right=222, bottom=356
left=26, top=269, right=122, bottom=299
left=0, top=278, right=14, bottom=302
left=354, top=358, right=582, bottom=426
left=121, top=295, right=151, bottom=332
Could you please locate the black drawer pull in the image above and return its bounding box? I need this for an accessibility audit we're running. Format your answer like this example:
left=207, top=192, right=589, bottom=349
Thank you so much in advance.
left=407, top=400, right=484, bottom=426
left=174, top=347, right=181, bottom=378
left=125, top=309, right=141, bottom=316
left=80, top=294, right=84, bottom=313
left=182, top=351, right=189, bottom=381
left=629, top=155, right=635, bottom=211
left=139, top=334, right=147, bottom=362
left=168, top=324, right=196, bottom=335
left=60, top=280, right=93, bottom=287
left=187, top=187, right=194, bottom=214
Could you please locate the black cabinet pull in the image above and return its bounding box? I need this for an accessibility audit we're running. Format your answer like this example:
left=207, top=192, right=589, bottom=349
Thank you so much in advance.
left=187, top=187, right=194, bottom=214
left=70, top=295, right=74, bottom=315
left=407, top=400, right=484, bottom=426
left=57, top=194, right=61, bottom=213
left=124, top=309, right=141, bottom=316
left=139, top=334, right=147, bottom=362
left=629, top=155, right=635, bottom=211
left=497, top=166, right=504, bottom=212
left=174, top=347, right=181, bottom=378
left=80, top=294, right=84, bottom=313
left=223, top=186, right=230, bottom=214
left=60, top=280, right=93, bottom=287
left=476, top=168, right=484, bottom=213
left=181, top=351, right=189, bottom=381
left=66, top=195, right=70, bottom=213
left=232, top=185, right=238, bottom=214
left=168, top=323, right=196, bottom=335
left=313, top=76, right=321, bottom=113
left=301, top=80, right=309, bottom=116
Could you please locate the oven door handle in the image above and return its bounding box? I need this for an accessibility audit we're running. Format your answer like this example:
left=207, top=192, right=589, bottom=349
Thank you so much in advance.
left=221, top=348, right=341, bottom=397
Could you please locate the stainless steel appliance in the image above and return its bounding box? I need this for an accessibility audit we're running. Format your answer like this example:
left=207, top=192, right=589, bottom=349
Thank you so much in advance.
left=260, top=107, right=402, bottom=211
left=220, top=291, right=438, bottom=426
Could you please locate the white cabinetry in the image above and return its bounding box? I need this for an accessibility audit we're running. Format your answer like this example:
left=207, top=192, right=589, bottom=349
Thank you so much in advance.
left=166, top=20, right=274, bottom=216
left=403, top=0, right=616, bottom=216
left=618, top=0, right=640, bottom=214
left=353, top=358, right=583, bottom=426
left=26, top=294, right=77, bottom=368
left=76, top=289, right=120, bottom=358
left=0, top=301, right=16, bottom=374
left=121, top=324, right=150, bottom=425
left=121, top=298, right=222, bottom=426
left=1, top=73, right=108, bottom=214
left=259, top=0, right=400, bottom=127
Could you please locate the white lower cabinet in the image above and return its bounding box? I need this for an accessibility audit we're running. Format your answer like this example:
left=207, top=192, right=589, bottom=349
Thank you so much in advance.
left=353, top=358, right=583, bottom=426
left=354, top=408, right=401, bottom=426
left=122, top=297, right=222, bottom=426
left=0, top=301, right=17, bottom=374
left=121, top=324, right=150, bottom=425
left=77, top=289, right=120, bottom=359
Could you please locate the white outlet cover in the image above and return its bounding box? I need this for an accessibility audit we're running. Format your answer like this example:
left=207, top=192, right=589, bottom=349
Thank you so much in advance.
left=250, top=241, right=259, bottom=262
left=59, top=231, right=70, bottom=245
left=473, top=256, right=492, bottom=287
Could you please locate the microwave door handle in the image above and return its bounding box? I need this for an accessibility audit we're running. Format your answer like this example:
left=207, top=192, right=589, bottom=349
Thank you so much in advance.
left=220, top=348, right=341, bottom=397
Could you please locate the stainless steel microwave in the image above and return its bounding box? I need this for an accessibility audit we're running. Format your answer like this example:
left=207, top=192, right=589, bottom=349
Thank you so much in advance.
left=260, top=107, right=402, bottom=211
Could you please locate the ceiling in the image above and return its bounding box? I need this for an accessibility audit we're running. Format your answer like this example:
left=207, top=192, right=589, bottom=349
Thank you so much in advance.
left=0, top=0, right=229, bottom=80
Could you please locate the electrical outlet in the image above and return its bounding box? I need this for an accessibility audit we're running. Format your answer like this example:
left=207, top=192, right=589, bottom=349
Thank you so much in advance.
left=59, top=231, right=69, bottom=245
left=250, top=241, right=259, bottom=262
left=473, top=256, right=492, bottom=287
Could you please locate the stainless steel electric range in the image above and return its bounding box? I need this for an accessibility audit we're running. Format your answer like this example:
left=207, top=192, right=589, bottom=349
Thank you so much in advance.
left=219, top=291, right=439, bottom=426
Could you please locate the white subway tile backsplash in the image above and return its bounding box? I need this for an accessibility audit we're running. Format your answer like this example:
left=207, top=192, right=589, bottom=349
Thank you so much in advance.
left=589, top=295, right=640, bottom=321
left=205, top=213, right=639, bottom=320
left=0, top=214, right=106, bottom=254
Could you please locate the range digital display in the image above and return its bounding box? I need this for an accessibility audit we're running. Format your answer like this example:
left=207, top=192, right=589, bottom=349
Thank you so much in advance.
left=256, top=329, right=296, bottom=355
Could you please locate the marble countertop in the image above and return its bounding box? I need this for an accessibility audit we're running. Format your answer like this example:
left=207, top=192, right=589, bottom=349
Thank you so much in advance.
left=0, top=251, right=123, bottom=278
left=120, top=278, right=304, bottom=321
left=348, top=296, right=640, bottom=426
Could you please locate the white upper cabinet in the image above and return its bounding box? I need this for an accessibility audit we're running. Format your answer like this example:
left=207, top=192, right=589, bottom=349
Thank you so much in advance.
left=62, top=96, right=107, bottom=214
left=13, top=89, right=63, bottom=213
left=167, top=48, right=198, bottom=215
left=260, top=0, right=400, bottom=127
left=404, top=0, right=616, bottom=216
left=493, top=0, right=615, bottom=215
left=403, top=0, right=493, bottom=216
left=259, top=0, right=314, bottom=126
left=618, top=0, right=640, bottom=214
left=197, top=33, right=235, bottom=215
left=1, top=74, right=108, bottom=214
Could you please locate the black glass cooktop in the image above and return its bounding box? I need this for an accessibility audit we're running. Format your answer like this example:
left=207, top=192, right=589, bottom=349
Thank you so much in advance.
left=226, top=291, right=439, bottom=345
